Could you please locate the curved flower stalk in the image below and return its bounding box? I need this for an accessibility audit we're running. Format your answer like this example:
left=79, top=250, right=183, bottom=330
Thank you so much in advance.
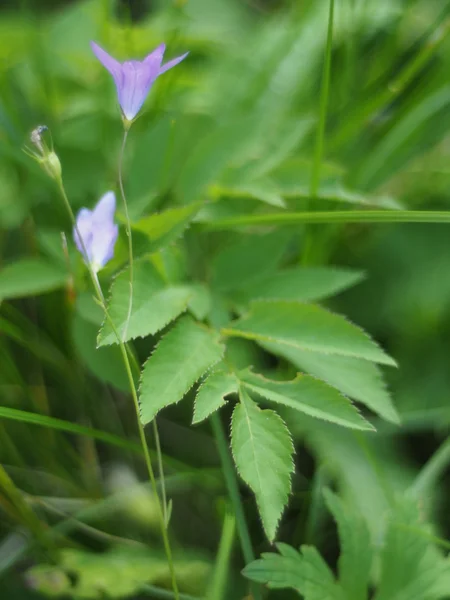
left=91, top=41, right=188, bottom=124
left=73, top=191, right=119, bottom=273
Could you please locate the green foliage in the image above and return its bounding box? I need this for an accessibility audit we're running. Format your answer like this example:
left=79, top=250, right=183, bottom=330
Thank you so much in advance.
left=139, top=317, right=224, bottom=424
left=0, top=258, right=67, bottom=300
left=231, top=389, right=294, bottom=542
left=192, top=370, right=238, bottom=424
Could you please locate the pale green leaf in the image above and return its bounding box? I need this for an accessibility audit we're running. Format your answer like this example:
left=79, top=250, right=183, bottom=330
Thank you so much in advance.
left=324, top=490, right=372, bottom=600
left=234, top=267, right=365, bottom=305
left=210, top=231, right=291, bottom=292
left=139, top=317, right=224, bottom=424
left=240, top=370, right=373, bottom=431
left=132, top=203, right=202, bottom=256
left=0, top=258, right=67, bottom=300
left=98, top=260, right=192, bottom=346
left=243, top=544, right=344, bottom=600
left=224, top=301, right=396, bottom=366
left=231, top=389, right=294, bottom=541
left=265, top=343, right=400, bottom=424
left=192, top=370, right=238, bottom=424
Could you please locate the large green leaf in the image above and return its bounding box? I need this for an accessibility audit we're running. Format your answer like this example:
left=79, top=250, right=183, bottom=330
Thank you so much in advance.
left=231, top=389, right=294, bottom=541
left=98, top=260, right=192, bottom=346
left=192, top=370, right=238, bottom=424
left=0, top=258, right=67, bottom=300
left=224, top=301, right=396, bottom=366
left=210, top=231, right=291, bottom=292
left=240, top=370, right=373, bottom=431
left=233, top=267, right=364, bottom=305
left=139, top=317, right=224, bottom=424
left=265, top=343, right=399, bottom=424
left=324, top=490, right=372, bottom=600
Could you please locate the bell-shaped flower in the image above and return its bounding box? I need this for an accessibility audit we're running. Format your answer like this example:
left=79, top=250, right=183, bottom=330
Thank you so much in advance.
left=91, top=41, right=188, bottom=123
left=73, top=191, right=119, bottom=272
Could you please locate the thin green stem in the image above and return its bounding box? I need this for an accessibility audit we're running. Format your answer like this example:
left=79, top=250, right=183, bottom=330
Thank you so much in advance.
left=118, top=127, right=133, bottom=343
left=140, top=584, right=200, bottom=600
left=201, top=209, right=450, bottom=229
left=56, top=181, right=180, bottom=600
left=210, top=414, right=262, bottom=600
left=207, top=511, right=235, bottom=600
left=310, top=0, right=335, bottom=200
left=117, top=126, right=169, bottom=528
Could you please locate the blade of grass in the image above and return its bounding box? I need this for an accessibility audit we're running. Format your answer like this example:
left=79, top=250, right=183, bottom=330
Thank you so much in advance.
left=409, top=436, right=450, bottom=499
left=207, top=510, right=235, bottom=600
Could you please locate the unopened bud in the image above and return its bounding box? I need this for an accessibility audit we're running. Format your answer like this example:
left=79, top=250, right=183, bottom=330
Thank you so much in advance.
left=43, top=151, right=62, bottom=181
left=26, top=126, right=62, bottom=182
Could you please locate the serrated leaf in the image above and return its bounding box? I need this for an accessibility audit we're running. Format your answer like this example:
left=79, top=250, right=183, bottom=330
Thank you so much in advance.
left=132, top=203, right=202, bottom=256
left=98, top=260, right=192, bottom=346
left=0, top=258, right=67, bottom=300
left=324, top=490, right=372, bottom=600
left=231, top=389, right=294, bottom=541
left=210, top=231, right=291, bottom=292
left=139, top=317, right=224, bottom=424
left=240, top=370, right=373, bottom=431
left=224, top=301, right=396, bottom=366
left=193, top=370, right=238, bottom=424
left=244, top=544, right=344, bottom=600
left=234, top=267, right=364, bottom=305
left=265, top=343, right=399, bottom=424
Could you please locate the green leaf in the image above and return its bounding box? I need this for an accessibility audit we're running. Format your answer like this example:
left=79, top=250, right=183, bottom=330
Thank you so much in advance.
left=224, top=301, right=396, bottom=366
left=210, top=231, right=291, bottom=292
left=243, top=544, right=344, bottom=600
left=234, top=267, right=364, bottom=305
left=0, top=258, right=67, bottom=300
left=98, top=260, right=192, bottom=346
left=139, top=317, right=224, bottom=424
left=324, top=490, right=372, bottom=600
left=231, top=389, right=294, bottom=541
left=132, top=203, right=202, bottom=256
left=0, top=406, right=140, bottom=453
left=265, top=343, right=400, bottom=424
left=192, top=370, right=238, bottom=424
left=240, top=370, right=373, bottom=431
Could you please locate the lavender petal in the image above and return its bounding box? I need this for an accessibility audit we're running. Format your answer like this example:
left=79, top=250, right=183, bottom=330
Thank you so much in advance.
left=159, top=52, right=189, bottom=75
left=92, top=191, right=116, bottom=225
left=90, top=42, right=122, bottom=83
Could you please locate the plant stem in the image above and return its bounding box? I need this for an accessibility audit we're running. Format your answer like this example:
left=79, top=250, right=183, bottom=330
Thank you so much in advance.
left=118, top=127, right=133, bottom=343
left=207, top=510, right=235, bottom=600
left=410, top=436, right=450, bottom=499
left=210, top=414, right=262, bottom=600
left=56, top=181, right=180, bottom=600
left=202, top=209, right=450, bottom=229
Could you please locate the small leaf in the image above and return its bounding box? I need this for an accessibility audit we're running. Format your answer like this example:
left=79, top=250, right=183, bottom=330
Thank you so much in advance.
left=265, top=343, right=400, bottom=424
left=224, top=301, right=396, bottom=366
left=139, top=317, right=224, bottom=424
left=132, top=203, right=201, bottom=256
left=193, top=370, right=238, bottom=424
left=0, top=258, right=67, bottom=300
left=98, top=260, right=192, bottom=346
left=234, top=267, right=364, bottom=305
left=240, top=370, right=373, bottom=431
left=231, top=389, right=294, bottom=541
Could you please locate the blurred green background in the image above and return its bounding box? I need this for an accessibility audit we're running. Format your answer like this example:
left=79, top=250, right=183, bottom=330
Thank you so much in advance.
left=2, top=0, right=450, bottom=598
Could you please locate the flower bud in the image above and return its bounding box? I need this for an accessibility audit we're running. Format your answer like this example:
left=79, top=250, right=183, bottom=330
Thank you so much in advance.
left=26, top=126, right=62, bottom=183
left=43, top=151, right=62, bottom=181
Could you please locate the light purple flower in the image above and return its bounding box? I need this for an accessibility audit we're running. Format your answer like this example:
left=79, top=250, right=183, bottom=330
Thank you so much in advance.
left=74, top=191, right=119, bottom=272
left=91, top=41, right=188, bottom=122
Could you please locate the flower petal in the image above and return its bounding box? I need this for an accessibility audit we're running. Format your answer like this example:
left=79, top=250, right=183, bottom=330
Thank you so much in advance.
left=159, top=52, right=189, bottom=75
left=144, top=43, right=166, bottom=67
left=90, top=42, right=122, bottom=83
left=118, top=60, right=160, bottom=121
left=92, top=191, right=116, bottom=225
left=91, top=223, right=119, bottom=270
left=74, top=208, right=94, bottom=262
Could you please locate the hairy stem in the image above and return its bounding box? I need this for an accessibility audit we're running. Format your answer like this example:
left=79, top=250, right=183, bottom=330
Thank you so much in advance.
left=118, top=128, right=133, bottom=343
left=56, top=181, right=180, bottom=600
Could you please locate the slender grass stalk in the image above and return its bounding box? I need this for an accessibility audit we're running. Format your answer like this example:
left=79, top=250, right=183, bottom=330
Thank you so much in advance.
left=117, top=126, right=169, bottom=525
left=409, top=436, right=450, bottom=498
left=303, top=0, right=335, bottom=265
left=202, top=209, right=450, bottom=229
left=210, top=414, right=262, bottom=600
left=207, top=510, right=236, bottom=600
left=55, top=180, right=180, bottom=600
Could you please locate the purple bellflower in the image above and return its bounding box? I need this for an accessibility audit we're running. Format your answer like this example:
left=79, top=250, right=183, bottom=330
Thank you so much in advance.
left=74, top=191, right=119, bottom=272
left=91, top=41, right=188, bottom=123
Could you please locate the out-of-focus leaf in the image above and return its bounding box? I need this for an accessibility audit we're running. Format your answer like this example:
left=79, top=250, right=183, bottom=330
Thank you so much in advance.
left=0, top=258, right=67, bottom=300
